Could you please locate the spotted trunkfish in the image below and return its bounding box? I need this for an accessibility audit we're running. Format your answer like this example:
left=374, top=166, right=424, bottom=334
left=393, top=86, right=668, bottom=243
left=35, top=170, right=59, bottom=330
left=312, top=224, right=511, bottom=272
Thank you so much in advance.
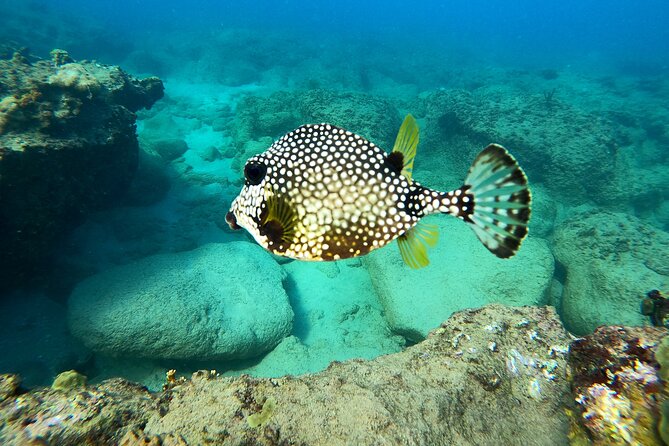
left=226, top=115, right=531, bottom=268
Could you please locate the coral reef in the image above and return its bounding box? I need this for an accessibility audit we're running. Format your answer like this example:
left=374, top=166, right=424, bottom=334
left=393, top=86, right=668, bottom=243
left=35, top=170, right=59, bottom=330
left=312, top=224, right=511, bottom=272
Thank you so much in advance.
left=0, top=49, right=163, bottom=291
left=0, top=376, right=155, bottom=445
left=567, top=325, right=668, bottom=445
left=0, top=305, right=573, bottom=446
left=67, top=242, right=294, bottom=361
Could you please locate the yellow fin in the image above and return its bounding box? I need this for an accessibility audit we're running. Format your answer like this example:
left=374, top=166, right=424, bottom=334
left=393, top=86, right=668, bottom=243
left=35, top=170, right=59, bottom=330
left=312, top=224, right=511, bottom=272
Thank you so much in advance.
left=391, top=114, right=419, bottom=181
left=262, top=190, right=297, bottom=244
left=397, top=221, right=439, bottom=269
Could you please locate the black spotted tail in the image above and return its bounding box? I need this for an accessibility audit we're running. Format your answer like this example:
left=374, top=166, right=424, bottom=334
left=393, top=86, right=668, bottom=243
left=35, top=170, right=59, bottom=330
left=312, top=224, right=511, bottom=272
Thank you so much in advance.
left=446, top=144, right=531, bottom=258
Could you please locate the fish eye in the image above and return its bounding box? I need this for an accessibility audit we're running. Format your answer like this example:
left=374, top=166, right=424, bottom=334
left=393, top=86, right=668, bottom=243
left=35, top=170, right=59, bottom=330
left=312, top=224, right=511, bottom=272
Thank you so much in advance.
left=244, top=161, right=267, bottom=186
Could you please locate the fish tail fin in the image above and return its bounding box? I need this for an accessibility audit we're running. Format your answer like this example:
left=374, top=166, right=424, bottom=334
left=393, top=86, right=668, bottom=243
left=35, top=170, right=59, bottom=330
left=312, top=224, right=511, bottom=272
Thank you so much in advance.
left=440, top=144, right=531, bottom=258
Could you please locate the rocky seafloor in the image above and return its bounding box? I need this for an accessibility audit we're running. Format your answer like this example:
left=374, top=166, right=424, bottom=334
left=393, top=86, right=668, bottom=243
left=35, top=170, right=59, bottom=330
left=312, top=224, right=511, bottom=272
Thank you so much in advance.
left=1, top=305, right=667, bottom=446
left=1, top=28, right=669, bottom=445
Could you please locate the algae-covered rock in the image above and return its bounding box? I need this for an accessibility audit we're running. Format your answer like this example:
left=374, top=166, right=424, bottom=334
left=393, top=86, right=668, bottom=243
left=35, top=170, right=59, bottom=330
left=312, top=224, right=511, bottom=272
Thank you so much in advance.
left=1, top=304, right=577, bottom=445
left=67, top=242, right=293, bottom=361
left=0, top=374, right=21, bottom=403
left=567, top=325, right=667, bottom=445
left=0, top=49, right=164, bottom=291
left=52, top=370, right=87, bottom=391
left=554, top=210, right=669, bottom=335
left=365, top=216, right=554, bottom=341
left=143, top=305, right=571, bottom=445
left=0, top=378, right=156, bottom=446
left=417, top=88, right=619, bottom=206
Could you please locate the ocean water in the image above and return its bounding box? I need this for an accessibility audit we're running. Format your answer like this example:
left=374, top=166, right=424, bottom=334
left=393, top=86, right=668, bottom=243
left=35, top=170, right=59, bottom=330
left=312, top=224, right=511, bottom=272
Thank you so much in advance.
left=0, top=0, right=668, bottom=392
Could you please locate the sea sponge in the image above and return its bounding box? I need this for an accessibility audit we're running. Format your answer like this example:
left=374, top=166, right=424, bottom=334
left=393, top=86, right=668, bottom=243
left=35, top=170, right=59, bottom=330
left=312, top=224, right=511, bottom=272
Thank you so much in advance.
left=656, top=336, right=669, bottom=443
left=247, top=397, right=277, bottom=428
left=52, top=370, right=87, bottom=391
left=0, top=95, right=19, bottom=133
left=48, top=63, right=101, bottom=94
left=660, top=400, right=669, bottom=445
left=656, top=336, right=669, bottom=381
left=50, top=49, right=73, bottom=67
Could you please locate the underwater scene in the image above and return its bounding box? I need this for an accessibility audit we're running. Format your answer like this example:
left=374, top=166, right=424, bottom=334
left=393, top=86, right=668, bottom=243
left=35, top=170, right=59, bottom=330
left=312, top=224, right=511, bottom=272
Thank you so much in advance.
left=1, top=0, right=669, bottom=444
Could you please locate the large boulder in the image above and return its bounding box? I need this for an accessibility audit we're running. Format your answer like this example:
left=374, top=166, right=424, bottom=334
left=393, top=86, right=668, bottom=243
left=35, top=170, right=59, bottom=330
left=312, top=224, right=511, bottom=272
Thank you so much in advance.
left=365, top=217, right=554, bottom=341
left=553, top=210, right=669, bottom=335
left=0, top=49, right=163, bottom=291
left=67, top=242, right=293, bottom=361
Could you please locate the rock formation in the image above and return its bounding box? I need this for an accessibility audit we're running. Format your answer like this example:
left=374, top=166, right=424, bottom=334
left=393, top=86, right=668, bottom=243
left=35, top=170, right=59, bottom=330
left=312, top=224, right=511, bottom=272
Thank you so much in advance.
left=0, top=49, right=163, bottom=291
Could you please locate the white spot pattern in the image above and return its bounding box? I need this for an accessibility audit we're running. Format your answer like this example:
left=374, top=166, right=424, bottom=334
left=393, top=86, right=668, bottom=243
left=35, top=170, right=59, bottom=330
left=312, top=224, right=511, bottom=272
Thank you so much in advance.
left=229, top=123, right=426, bottom=260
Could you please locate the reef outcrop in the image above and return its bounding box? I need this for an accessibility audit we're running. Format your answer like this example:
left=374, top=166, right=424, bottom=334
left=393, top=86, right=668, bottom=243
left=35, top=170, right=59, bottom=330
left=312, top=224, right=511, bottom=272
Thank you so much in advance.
left=0, top=304, right=574, bottom=446
left=567, top=325, right=667, bottom=445
left=4, top=303, right=666, bottom=445
left=0, top=49, right=163, bottom=291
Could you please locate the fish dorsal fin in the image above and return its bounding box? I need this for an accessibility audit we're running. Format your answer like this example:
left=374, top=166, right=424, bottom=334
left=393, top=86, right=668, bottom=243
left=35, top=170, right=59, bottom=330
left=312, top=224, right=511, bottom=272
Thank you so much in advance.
left=261, top=190, right=298, bottom=247
left=391, top=114, right=419, bottom=181
left=397, top=221, right=439, bottom=269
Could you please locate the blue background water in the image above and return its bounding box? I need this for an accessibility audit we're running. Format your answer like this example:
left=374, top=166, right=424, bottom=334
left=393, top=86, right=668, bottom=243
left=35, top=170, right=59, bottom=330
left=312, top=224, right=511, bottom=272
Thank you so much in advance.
left=1, top=0, right=668, bottom=389
left=33, top=0, right=669, bottom=70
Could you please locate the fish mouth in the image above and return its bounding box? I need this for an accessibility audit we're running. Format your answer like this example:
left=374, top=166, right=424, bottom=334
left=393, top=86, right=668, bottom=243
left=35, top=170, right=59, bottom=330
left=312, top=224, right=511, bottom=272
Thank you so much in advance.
left=225, top=211, right=241, bottom=230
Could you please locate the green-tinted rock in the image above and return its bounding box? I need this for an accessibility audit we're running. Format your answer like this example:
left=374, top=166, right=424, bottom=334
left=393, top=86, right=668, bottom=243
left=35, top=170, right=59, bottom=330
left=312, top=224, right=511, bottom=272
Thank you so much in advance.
left=52, top=370, right=87, bottom=391
left=67, top=242, right=293, bottom=361
left=365, top=217, right=554, bottom=341
left=0, top=52, right=163, bottom=292
left=554, top=210, right=669, bottom=335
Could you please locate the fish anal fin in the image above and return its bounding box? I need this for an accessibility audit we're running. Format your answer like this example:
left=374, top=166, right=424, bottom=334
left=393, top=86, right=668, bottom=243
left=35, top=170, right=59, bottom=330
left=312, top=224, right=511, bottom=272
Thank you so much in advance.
left=391, top=114, right=419, bottom=181
left=397, top=221, right=439, bottom=269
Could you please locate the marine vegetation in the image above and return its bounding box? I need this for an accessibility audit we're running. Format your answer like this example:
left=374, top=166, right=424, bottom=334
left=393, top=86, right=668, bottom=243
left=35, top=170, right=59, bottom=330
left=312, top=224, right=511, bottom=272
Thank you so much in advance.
left=543, top=88, right=557, bottom=109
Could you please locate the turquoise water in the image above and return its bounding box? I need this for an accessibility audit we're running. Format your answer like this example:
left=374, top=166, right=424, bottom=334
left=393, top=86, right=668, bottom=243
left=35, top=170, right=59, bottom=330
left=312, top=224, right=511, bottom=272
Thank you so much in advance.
left=0, top=0, right=668, bottom=390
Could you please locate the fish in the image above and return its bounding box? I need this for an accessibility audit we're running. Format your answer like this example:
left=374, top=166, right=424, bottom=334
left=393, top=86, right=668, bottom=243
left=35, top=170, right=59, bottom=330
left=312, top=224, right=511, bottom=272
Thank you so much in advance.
left=226, top=114, right=531, bottom=268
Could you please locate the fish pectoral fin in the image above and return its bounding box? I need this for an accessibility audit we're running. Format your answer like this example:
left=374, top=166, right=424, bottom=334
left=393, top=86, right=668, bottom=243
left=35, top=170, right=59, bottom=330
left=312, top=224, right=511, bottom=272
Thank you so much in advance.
left=397, top=221, right=439, bottom=269
left=261, top=192, right=297, bottom=246
left=390, top=114, right=419, bottom=181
